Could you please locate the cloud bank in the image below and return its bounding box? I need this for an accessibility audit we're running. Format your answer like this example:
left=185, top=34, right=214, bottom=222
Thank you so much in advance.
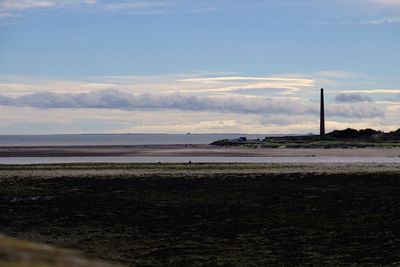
left=0, top=0, right=95, bottom=11
left=335, top=93, right=372, bottom=103
left=362, top=17, right=400, bottom=25
left=372, top=0, right=400, bottom=7
left=0, top=89, right=384, bottom=118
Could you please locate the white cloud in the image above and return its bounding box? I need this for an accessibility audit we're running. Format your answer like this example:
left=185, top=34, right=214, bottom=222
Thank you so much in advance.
left=181, top=77, right=314, bottom=83
left=362, top=16, right=400, bottom=24
left=0, top=11, right=13, bottom=17
left=0, top=0, right=54, bottom=10
left=0, top=73, right=317, bottom=97
left=180, top=76, right=315, bottom=95
left=342, top=89, right=400, bottom=94
left=0, top=0, right=96, bottom=16
left=314, top=71, right=364, bottom=79
left=371, top=0, right=400, bottom=6
left=102, top=2, right=169, bottom=11
left=0, top=0, right=215, bottom=17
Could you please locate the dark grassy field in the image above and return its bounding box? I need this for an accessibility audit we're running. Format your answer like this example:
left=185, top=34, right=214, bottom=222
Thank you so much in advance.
left=1, top=164, right=400, bottom=266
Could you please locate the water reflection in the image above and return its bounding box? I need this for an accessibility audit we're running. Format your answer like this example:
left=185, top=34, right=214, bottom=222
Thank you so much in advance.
left=1, top=156, right=400, bottom=165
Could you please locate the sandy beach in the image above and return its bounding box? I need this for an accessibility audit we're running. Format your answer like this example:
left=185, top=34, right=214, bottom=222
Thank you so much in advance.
left=1, top=144, right=400, bottom=157
left=1, top=162, right=400, bottom=179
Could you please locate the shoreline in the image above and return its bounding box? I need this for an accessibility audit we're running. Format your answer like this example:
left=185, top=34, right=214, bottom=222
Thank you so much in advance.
left=1, top=144, right=400, bottom=157
left=1, top=163, right=400, bottom=179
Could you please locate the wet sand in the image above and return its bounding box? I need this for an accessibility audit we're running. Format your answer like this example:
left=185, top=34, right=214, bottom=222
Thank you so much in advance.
left=1, top=144, right=400, bottom=157
left=1, top=162, right=400, bottom=179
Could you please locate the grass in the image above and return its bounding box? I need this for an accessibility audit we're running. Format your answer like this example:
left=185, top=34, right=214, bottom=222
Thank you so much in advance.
left=261, top=140, right=400, bottom=149
left=213, top=137, right=400, bottom=148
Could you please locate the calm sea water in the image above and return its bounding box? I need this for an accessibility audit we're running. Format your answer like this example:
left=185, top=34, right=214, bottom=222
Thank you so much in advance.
left=1, top=134, right=399, bottom=165
left=0, top=134, right=268, bottom=147
left=1, top=156, right=400, bottom=165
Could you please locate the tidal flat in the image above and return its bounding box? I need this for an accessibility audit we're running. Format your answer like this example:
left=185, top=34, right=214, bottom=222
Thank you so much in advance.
left=1, top=163, right=400, bottom=266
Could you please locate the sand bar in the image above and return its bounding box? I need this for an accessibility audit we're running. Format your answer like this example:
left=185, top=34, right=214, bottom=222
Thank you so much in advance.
left=1, top=144, right=400, bottom=157
left=1, top=162, right=400, bottom=180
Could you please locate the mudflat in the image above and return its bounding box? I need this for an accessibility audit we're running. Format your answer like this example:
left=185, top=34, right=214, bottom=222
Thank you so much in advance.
left=1, top=163, right=400, bottom=266
left=1, top=145, right=400, bottom=157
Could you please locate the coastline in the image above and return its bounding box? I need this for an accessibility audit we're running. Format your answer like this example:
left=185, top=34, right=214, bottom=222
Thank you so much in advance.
left=1, top=162, right=400, bottom=180
left=1, top=144, right=400, bottom=157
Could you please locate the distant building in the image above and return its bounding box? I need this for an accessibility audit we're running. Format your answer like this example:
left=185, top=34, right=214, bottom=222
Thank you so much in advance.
left=320, top=88, right=325, bottom=136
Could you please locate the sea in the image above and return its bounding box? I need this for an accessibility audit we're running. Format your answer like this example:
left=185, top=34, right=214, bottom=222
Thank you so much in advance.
left=0, top=134, right=267, bottom=147
left=0, top=134, right=399, bottom=164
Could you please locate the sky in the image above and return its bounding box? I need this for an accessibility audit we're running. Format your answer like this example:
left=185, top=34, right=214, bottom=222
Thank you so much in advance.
left=0, top=0, right=399, bottom=134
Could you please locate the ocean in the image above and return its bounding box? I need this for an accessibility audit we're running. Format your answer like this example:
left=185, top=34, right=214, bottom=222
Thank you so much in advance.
left=1, top=134, right=398, bottom=165
left=0, top=134, right=268, bottom=147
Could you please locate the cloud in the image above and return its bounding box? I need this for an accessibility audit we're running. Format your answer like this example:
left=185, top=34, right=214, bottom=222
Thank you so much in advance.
left=371, top=0, right=400, bottom=6
left=327, top=103, right=383, bottom=118
left=335, top=93, right=372, bottom=103
left=315, top=71, right=363, bottom=79
left=181, top=77, right=314, bottom=83
left=0, top=89, right=384, bottom=119
left=102, top=2, right=170, bottom=11
left=0, top=0, right=216, bottom=17
left=0, top=0, right=96, bottom=16
left=342, top=89, right=400, bottom=94
left=180, top=76, right=315, bottom=95
left=0, top=89, right=314, bottom=114
left=0, top=11, right=13, bottom=17
left=361, top=17, right=400, bottom=24
left=0, top=73, right=317, bottom=97
left=100, top=1, right=219, bottom=15
left=0, top=0, right=55, bottom=11
left=0, top=70, right=397, bottom=134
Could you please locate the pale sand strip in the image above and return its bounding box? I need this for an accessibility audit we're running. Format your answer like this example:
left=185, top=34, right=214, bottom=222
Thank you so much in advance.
left=1, top=163, right=400, bottom=180
left=1, top=145, right=400, bottom=157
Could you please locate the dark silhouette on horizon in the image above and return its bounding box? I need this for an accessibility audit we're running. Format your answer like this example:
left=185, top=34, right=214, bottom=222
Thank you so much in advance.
left=320, top=88, right=325, bottom=136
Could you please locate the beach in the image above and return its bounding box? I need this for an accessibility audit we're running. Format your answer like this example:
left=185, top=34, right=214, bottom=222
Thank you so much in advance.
left=1, top=145, right=400, bottom=157
left=1, top=163, right=400, bottom=266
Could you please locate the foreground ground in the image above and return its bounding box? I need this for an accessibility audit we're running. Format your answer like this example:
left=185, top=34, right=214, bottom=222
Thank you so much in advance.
left=1, top=163, right=400, bottom=266
left=0, top=234, right=119, bottom=267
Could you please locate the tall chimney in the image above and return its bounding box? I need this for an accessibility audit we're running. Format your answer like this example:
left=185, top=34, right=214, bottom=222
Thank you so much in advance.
left=320, top=88, right=325, bottom=136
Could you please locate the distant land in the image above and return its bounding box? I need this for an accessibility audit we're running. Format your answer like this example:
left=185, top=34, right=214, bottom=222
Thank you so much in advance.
left=211, top=128, right=400, bottom=148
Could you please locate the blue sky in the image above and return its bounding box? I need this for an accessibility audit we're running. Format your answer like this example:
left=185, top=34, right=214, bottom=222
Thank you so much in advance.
left=0, top=0, right=399, bottom=134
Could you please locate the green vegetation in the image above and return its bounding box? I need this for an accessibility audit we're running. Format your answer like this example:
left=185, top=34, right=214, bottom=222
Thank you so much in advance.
left=211, top=128, right=400, bottom=148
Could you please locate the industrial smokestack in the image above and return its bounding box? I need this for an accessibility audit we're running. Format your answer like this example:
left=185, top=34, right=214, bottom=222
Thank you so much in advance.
left=320, top=88, right=325, bottom=136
